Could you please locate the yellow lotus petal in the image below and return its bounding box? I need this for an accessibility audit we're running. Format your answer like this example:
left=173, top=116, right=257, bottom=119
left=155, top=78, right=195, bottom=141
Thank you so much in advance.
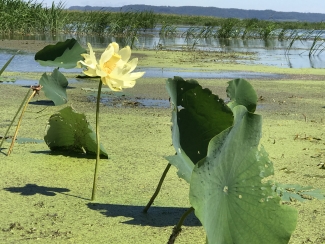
left=78, top=60, right=95, bottom=69
left=128, top=71, right=145, bottom=80
left=108, top=42, right=119, bottom=54
left=95, top=64, right=107, bottom=77
left=121, top=79, right=136, bottom=88
left=118, top=46, right=131, bottom=63
left=99, top=46, right=114, bottom=67
left=110, top=71, right=145, bottom=81
left=86, top=43, right=97, bottom=64
left=83, top=68, right=98, bottom=77
left=124, top=58, right=138, bottom=73
left=101, top=77, right=122, bottom=91
left=110, top=59, right=140, bottom=77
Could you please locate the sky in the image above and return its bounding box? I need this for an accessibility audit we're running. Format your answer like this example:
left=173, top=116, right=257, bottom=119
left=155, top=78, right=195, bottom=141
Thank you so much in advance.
left=41, top=0, right=325, bottom=14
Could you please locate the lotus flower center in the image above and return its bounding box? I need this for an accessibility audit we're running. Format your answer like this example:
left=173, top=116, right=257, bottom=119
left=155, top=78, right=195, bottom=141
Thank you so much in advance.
left=103, top=53, right=121, bottom=74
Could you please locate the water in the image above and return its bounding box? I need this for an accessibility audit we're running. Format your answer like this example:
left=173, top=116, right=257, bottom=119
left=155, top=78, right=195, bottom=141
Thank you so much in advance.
left=0, top=49, right=286, bottom=84
left=66, top=27, right=325, bottom=68
left=0, top=26, right=324, bottom=72
left=137, top=67, right=285, bottom=79
left=0, top=50, right=81, bottom=73
left=87, top=95, right=170, bottom=108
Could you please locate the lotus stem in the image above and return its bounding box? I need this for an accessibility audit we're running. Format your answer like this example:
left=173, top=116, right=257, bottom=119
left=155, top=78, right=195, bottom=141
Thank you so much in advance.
left=91, top=79, right=103, bottom=201
left=0, top=88, right=31, bottom=151
left=7, top=90, right=36, bottom=156
left=143, top=163, right=171, bottom=213
left=168, top=207, right=194, bottom=244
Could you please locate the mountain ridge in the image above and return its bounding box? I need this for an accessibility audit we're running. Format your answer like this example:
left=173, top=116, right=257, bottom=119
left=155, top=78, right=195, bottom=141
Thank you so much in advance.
left=68, top=4, right=325, bottom=22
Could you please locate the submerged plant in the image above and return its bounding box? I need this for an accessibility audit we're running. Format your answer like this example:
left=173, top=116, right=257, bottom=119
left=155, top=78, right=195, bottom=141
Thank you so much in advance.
left=77, top=42, right=145, bottom=200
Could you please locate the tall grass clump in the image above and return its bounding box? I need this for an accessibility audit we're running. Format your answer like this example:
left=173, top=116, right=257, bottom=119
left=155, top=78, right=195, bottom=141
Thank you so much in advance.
left=216, top=18, right=240, bottom=39
left=0, top=0, right=67, bottom=35
left=256, top=21, right=278, bottom=40
left=241, top=18, right=259, bottom=39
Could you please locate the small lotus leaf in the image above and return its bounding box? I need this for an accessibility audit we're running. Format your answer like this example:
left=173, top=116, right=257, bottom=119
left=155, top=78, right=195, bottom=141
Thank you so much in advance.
left=44, top=106, right=108, bottom=158
left=226, top=78, right=258, bottom=113
left=39, top=68, right=68, bottom=106
left=35, top=38, right=86, bottom=69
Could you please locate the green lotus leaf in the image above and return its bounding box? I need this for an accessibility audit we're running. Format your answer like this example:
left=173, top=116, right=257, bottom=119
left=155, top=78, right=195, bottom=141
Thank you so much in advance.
left=44, top=106, right=108, bottom=158
left=189, top=105, right=297, bottom=244
left=35, top=38, right=86, bottom=69
left=39, top=68, right=68, bottom=106
left=165, top=76, right=233, bottom=182
left=226, top=78, right=258, bottom=113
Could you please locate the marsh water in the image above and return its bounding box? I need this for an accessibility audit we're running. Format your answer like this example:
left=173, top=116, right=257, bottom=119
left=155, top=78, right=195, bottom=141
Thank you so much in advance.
left=1, top=26, right=325, bottom=69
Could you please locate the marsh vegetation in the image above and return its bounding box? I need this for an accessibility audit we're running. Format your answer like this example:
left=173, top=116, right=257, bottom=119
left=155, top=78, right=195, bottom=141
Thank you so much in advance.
left=1, top=0, right=325, bottom=55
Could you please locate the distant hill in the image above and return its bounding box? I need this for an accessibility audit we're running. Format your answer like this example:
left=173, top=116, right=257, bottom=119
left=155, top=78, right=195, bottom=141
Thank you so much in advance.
left=68, top=5, right=325, bottom=22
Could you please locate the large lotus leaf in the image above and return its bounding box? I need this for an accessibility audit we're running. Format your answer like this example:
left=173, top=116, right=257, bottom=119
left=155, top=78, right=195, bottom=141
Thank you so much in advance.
left=35, top=38, right=86, bottom=69
left=226, top=78, right=258, bottom=113
left=165, top=76, right=234, bottom=182
left=44, top=106, right=108, bottom=158
left=39, top=68, right=68, bottom=106
left=189, top=105, right=297, bottom=244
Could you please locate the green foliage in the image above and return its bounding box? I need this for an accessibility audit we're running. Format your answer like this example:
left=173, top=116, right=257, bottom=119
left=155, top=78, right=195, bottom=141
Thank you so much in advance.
left=35, top=38, right=86, bottom=69
left=44, top=106, right=108, bottom=158
left=160, top=77, right=325, bottom=243
left=226, top=78, right=258, bottom=113
left=217, top=18, right=240, bottom=39
left=39, top=68, right=68, bottom=106
left=189, top=105, right=297, bottom=244
left=0, top=0, right=67, bottom=35
left=165, top=76, right=233, bottom=182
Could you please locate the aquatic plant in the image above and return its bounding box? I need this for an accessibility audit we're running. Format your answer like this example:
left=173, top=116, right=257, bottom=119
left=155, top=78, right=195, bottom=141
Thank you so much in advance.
left=77, top=42, right=145, bottom=200
left=216, top=18, right=240, bottom=39
left=0, top=53, right=21, bottom=150
left=159, top=23, right=177, bottom=37
left=0, top=53, right=46, bottom=155
left=144, top=77, right=325, bottom=243
left=241, top=18, right=259, bottom=39
left=0, top=0, right=67, bottom=35
left=256, top=21, right=277, bottom=40
left=1, top=38, right=86, bottom=155
left=6, top=85, right=42, bottom=155
left=285, top=29, right=325, bottom=57
left=44, top=106, right=108, bottom=157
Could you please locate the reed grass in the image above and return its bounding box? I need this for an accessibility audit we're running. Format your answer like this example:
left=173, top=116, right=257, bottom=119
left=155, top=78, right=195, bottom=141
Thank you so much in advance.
left=1, top=1, right=325, bottom=55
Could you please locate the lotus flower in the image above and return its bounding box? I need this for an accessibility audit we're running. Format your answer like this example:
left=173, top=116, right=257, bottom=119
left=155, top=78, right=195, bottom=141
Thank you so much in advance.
left=78, top=42, right=145, bottom=91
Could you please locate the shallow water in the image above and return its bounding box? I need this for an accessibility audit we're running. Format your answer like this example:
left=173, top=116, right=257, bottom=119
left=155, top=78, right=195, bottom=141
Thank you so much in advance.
left=0, top=50, right=81, bottom=73
left=138, top=67, right=286, bottom=79
left=1, top=28, right=324, bottom=68
left=0, top=49, right=286, bottom=86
